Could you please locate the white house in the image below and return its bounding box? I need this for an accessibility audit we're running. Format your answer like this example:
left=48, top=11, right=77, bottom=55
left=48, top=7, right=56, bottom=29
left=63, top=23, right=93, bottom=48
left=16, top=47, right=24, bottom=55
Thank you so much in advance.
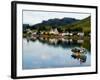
left=49, top=28, right=59, bottom=35
left=77, top=32, right=84, bottom=36
left=40, top=31, right=44, bottom=34
left=69, top=33, right=73, bottom=36
left=32, top=32, right=37, bottom=35
left=61, top=32, right=69, bottom=36
left=26, top=29, right=32, bottom=34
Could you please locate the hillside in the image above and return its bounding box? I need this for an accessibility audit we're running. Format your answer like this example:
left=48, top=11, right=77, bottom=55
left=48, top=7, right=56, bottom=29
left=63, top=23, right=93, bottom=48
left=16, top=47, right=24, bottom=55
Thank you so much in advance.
left=31, top=17, right=79, bottom=30
left=57, top=16, right=91, bottom=34
left=70, top=16, right=91, bottom=33
left=23, top=16, right=91, bottom=35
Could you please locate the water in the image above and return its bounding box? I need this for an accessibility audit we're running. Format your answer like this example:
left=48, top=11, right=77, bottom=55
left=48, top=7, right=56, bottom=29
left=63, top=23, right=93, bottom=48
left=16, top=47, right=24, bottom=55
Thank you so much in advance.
left=22, top=37, right=91, bottom=70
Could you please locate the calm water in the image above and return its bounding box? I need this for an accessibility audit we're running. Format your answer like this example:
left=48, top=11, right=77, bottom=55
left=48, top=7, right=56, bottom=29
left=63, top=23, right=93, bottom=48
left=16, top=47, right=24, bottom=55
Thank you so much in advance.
left=22, top=37, right=91, bottom=69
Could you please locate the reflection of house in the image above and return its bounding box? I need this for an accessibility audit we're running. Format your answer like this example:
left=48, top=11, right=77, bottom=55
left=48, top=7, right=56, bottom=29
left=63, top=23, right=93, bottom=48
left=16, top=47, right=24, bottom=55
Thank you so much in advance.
left=49, top=38, right=58, bottom=44
left=69, top=39, right=73, bottom=42
left=77, top=40, right=84, bottom=43
left=77, top=32, right=84, bottom=36
left=49, top=28, right=59, bottom=34
left=61, top=38, right=73, bottom=43
left=31, top=36, right=37, bottom=40
left=39, top=37, right=44, bottom=40
left=61, top=38, right=68, bottom=42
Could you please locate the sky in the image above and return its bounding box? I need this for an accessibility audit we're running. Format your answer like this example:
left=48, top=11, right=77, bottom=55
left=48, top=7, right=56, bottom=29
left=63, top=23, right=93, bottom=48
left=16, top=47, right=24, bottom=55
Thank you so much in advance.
left=23, top=10, right=90, bottom=25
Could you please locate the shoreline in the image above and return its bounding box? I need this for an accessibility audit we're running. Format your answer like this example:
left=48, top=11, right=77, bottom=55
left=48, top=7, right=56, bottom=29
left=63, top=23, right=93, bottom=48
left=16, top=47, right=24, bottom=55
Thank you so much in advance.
left=23, top=33, right=90, bottom=40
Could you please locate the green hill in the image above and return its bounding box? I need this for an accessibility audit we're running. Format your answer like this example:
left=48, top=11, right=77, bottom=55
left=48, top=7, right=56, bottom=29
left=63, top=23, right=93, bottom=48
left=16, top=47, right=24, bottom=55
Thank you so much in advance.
left=69, top=16, right=91, bottom=34
left=23, top=16, right=91, bottom=36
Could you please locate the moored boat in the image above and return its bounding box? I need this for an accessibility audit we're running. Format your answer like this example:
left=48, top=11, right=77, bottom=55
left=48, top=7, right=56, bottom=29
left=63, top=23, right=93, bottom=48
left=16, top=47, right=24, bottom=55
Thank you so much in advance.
left=71, top=47, right=86, bottom=53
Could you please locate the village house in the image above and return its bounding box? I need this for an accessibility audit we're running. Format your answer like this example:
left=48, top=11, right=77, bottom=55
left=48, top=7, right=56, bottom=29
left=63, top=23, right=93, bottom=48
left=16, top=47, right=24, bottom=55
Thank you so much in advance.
left=32, top=32, right=37, bottom=35
left=26, top=29, right=32, bottom=34
left=61, top=32, right=69, bottom=36
left=69, top=33, right=73, bottom=36
left=77, top=32, right=84, bottom=36
left=40, top=31, right=44, bottom=35
left=49, top=28, right=59, bottom=35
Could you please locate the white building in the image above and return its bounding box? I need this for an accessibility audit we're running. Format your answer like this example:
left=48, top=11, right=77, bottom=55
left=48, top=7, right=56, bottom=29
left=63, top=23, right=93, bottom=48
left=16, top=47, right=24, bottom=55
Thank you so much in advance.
left=32, top=32, right=37, bottom=35
left=77, top=32, right=84, bottom=36
left=69, top=33, right=73, bottom=36
left=40, top=31, right=44, bottom=34
left=61, top=32, right=69, bottom=36
left=26, top=29, right=32, bottom=34
left=49, top=28, right=59, bottom=35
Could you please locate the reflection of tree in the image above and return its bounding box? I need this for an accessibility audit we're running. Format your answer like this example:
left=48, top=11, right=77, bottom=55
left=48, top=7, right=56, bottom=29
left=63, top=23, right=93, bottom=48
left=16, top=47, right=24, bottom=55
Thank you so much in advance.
left=38, top=37, right=82, bottom=49
left=30, top=37, right=77, bottom=48
left=25, top=36, right=90, bottom=52
left=26, top=36, right=31, bottom=42
left=82, top=37, right=91, bottom=52
left=71, top=52, right=87, bottom=64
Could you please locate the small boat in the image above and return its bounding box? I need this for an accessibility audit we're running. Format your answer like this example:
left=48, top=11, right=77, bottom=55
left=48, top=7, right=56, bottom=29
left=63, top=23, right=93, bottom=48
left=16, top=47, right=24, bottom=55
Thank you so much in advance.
left=71, top=47, right=86, bottom=53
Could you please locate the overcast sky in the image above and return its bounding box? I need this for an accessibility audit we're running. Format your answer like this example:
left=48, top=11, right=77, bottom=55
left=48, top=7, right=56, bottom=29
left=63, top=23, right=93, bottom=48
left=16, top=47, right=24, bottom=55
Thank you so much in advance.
left=23, top=10, right=90, bottom=25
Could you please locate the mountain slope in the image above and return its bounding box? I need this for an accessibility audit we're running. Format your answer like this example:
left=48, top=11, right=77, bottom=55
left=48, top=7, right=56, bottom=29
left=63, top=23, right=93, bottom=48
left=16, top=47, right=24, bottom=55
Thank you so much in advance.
left=23, top=16, right=91, bottom=35
left=31, top=17, right=79, bottom=29
left=70, top=16, right=91, bottom=33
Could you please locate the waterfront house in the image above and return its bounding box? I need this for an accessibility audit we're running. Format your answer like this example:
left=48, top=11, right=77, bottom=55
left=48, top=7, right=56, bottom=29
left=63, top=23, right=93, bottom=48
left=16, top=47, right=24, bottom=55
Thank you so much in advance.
left=32, top=32, right=37, bottom=35
left=61, top=32, right=69, bottom=36
left=77, top=32, right=84, bottom=36
left=49, top=28, right=59, bottom=35
left=40, top=31, right=44, bottom=35
left=69, top=33, right=73, bottom=36
left=26, top=29, right=32, bottom=34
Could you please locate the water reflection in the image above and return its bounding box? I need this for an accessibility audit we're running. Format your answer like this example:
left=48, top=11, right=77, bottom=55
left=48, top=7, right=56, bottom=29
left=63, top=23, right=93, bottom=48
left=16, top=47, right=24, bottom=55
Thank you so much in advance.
left=22, top=36, right=91, bottom=69
left=29, top=36, right=91, bottom=51
left=71, top=52, right=87, bottom=64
